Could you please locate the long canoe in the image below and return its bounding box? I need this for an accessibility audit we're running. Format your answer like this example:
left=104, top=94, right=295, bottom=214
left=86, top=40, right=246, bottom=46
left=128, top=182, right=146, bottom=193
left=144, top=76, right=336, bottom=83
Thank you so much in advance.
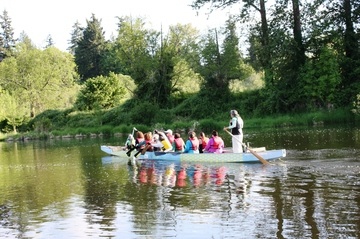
left=100, top=145, right=286, bottom=163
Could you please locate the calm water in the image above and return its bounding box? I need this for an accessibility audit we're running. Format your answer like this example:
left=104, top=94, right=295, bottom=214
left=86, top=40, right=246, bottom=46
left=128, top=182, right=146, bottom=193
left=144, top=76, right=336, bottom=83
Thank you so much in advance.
left=0, top=126, right=359, bottom=239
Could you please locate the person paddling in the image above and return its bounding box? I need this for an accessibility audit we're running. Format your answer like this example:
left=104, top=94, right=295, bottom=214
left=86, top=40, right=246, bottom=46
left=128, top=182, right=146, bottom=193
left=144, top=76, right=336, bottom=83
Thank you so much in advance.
left=126, top=131, right=145, bottom=156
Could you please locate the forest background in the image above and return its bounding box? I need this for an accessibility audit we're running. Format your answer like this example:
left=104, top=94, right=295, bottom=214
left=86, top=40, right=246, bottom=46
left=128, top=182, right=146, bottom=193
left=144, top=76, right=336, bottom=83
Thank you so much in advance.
left=1, top=0, right=360, bottom=141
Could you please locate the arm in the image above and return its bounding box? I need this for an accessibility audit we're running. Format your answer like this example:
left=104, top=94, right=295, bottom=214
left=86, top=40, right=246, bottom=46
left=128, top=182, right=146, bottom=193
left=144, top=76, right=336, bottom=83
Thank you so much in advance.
left=228, top=117, right=237, bottom=129
left=184, top=140, right=190, bottom=153
left=224, top=117, right=237, bottom=130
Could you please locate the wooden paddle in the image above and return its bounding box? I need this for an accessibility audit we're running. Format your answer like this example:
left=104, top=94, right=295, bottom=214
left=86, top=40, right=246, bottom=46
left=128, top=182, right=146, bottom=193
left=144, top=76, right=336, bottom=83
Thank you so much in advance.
left=224, top=128, right=270, bottom=165
left=133, top=144, right=150, bottom=158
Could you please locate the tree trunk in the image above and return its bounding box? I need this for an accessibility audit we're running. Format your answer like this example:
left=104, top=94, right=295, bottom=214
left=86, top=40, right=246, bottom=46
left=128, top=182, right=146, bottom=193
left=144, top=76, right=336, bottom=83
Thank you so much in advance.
left=292, top=0, right=305, bottom=66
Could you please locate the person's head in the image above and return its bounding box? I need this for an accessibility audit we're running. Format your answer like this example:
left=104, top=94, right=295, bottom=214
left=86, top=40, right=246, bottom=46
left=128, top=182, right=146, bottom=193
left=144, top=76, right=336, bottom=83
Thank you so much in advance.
left=174, top=133, right=181, bottom=139
left=188, top=131, right=196, bottom=139
left=212, top=130, right=218, bottom=137
left=165, top=129, right=173, bottom=135
left=230, top=109, right=239, bottom=117
left=144, top=132, right=152, bottom=141
left=136, top=131, right=144, bottom=138
left=199, top=132, right=206, bottom=138
left=153, top=133, right=159, bottom=141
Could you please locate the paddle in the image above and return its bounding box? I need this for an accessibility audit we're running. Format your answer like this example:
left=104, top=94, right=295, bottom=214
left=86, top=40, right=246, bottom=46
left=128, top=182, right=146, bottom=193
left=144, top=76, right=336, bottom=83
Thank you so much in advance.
left=224, top=128, right=270, bottom=165
left=133, top=144, right=150, bottom=158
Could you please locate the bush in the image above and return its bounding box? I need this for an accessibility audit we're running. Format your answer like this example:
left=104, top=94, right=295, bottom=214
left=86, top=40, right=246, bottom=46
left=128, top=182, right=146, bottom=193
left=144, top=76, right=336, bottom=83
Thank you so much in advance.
left=199, top=119, right=224, bottom=133
left=130, top=102, right=158, bottom=125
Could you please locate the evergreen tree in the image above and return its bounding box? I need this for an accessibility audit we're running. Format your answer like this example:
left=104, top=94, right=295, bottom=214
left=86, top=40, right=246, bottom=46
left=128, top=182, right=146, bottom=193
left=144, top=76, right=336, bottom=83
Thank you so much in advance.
left=45, top=34, right=54, bottom=48
left=0, top=10, right=17, bottom=59
left=199, top=18, right=248, bottom=99
left=74, top=14, right=106, bottom=82
left=68, top=21, right=83, bottom=54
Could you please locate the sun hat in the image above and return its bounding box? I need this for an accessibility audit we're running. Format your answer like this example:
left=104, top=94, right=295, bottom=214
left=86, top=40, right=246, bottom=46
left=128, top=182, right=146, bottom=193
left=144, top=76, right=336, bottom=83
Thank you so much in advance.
left=164, top=129, right=173, bottom=135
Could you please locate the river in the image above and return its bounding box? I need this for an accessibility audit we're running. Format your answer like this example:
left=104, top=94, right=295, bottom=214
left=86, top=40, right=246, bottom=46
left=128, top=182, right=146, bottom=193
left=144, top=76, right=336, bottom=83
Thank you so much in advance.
left=0, top=126, right=359, bottom=239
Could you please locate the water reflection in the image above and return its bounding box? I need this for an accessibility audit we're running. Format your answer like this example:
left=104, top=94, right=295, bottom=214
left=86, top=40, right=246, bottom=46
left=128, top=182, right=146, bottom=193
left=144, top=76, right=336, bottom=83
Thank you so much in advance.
left=0, top=127, right=360, bottom=238
left=127, top=161, right=230, bottom=188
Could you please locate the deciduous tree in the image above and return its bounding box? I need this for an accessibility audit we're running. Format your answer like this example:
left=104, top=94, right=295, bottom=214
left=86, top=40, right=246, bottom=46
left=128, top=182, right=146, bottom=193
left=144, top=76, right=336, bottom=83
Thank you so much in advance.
left=0, top=43, right=79, bottom=118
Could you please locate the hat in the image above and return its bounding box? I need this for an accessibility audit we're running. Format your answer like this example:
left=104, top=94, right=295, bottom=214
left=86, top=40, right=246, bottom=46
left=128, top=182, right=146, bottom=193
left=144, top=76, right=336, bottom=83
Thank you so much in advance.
left=164, top=129, right=173, bottom=135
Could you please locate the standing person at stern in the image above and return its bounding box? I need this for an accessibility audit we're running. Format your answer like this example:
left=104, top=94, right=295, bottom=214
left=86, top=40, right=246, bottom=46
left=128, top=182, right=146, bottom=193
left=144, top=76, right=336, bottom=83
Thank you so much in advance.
left=224, top=110, right=244, bottom=153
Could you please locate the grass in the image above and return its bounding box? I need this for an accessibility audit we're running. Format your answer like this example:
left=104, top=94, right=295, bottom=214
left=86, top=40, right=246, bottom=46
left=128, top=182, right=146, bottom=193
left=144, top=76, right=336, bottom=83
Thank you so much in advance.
left=1, top=108, right=359, bottom=142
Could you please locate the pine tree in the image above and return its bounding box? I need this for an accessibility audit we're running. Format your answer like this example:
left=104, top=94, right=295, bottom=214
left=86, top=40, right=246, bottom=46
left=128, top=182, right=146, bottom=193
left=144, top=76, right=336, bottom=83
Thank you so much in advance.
left=45, top=34, right=54, bottom=48
left=0, top=10, right=17, bottom=59
left=74, top=14, right=106, bottom=82
left=67, top=21, right=83, bottom=54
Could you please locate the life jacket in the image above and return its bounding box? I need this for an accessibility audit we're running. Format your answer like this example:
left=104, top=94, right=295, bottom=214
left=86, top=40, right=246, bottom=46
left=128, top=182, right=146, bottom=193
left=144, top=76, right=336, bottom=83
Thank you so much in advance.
left=136, top=138, right=145, bottom=149
left=159, top=132, right=172, bottom=151
left=174, top=138, right=184, bottom=151
left=167, top=134, right=175, bottom=144
left=201, top=136, right=209, bottom=148
left=145, top=139, right=153, bottom=151
left=190, top=137, right=199, bottom=150
left=211, top=136, right=222, bottom=149
left=231, top=118, right=241, bottom=135
left=125, top=138, right=135, bottom=149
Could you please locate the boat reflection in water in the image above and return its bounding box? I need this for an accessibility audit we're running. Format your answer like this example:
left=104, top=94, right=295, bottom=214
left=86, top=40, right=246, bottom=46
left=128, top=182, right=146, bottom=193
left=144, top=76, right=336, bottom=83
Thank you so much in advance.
left=126, top=157, right=240, bottom=189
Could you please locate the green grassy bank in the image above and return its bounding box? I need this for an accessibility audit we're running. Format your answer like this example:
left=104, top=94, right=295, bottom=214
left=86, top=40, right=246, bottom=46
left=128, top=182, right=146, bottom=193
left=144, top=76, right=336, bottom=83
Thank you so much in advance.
left=1, top=108, right=358, bottom=142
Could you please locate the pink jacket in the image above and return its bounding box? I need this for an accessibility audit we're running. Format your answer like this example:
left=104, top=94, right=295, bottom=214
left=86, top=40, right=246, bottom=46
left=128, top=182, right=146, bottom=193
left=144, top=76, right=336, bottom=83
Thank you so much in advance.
left=204, top=136, right=224, bottom=153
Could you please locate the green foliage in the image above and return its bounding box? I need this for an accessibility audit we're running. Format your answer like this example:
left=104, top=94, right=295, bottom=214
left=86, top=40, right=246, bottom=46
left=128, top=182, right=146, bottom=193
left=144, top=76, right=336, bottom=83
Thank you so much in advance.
left=74, top=73, right=126, bottom=111
left=299, top=46, right=341, bottom=109
left=66, top=111, right=100, bottom=128
left=0, top=88, right=28, bottom=133
left=28, top=109, right=71, bottom=131
left=173, top=93, right=212, bottom=120
left=102, top=107, right=130, bottom=126
left=74, top=13, right=106, bottom=82
left=0, top=44, right=79, bottom=118
left=153, top=109, right=176, bottom=125
left=130, top=102, right=159, bottom=125
left=198, top=118, right=224, bottom=133
left=4, top=1, right=360, bottom=137
left=33, top=118, right=52, bottom=133
left=112, top=16, right=156, bottom=86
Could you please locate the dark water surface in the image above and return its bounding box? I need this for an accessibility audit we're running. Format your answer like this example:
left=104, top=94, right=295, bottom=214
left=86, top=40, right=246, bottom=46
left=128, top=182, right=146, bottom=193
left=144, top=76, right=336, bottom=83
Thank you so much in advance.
left=0, top=126, right=359, bottom=239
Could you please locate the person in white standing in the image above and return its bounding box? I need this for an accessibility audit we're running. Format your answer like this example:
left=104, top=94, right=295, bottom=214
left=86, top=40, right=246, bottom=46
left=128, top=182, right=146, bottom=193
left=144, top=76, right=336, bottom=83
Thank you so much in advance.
left=224, top=110, right=244, bottom=153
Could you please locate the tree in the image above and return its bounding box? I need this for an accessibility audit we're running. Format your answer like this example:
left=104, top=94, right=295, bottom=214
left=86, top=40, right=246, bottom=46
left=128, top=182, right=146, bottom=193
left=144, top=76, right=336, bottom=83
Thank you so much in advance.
left=74, top=14, right=106, bottom=82
left=191, top=0, right=271, bottom=72
left=74, top=73, right=127, bottom=111
left=198, top=18, right=251, bottom=99
left=166, top=24, right=203, bottom=96
left=68, top=21, right=83, bottom=55
left=0, top=88, right=28, bottom=133
left=0, top=43, right=79, bottom=118
left=45, top=34, right=54, bottom=48
left=299, top=46, right=341, bottom=109
left=320, top=0, right=360, bottom=106
left=109, top=16, right=159, bottom=101
left=0, top=10, right=16, bottom=60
